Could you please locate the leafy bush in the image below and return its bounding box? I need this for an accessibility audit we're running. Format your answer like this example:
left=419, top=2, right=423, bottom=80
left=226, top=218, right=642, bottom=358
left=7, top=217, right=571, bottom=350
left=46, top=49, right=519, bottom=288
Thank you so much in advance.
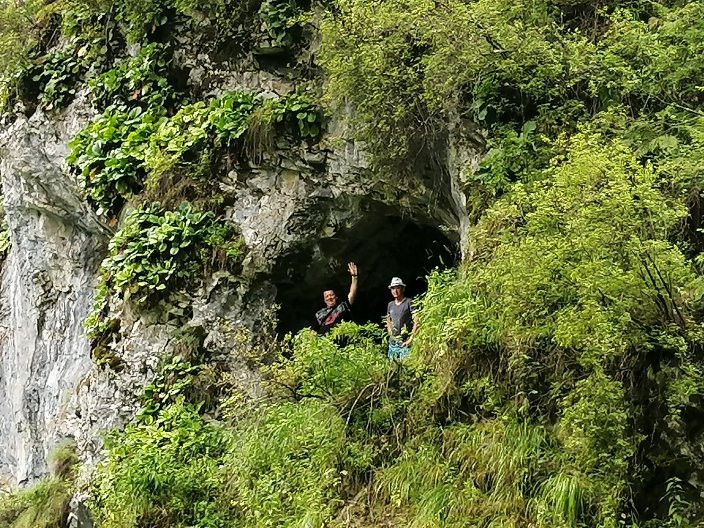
left=269, top=324, right=391, bottom=406
left=99, top=202, right=244, bottom=305
left=111, top=0, right=264, bottom=46
left=67, top=106, right=165, bottom=216
left=408, top=135, right=704, bottom=524
left=91, top=400, right=236, bottom=528
left=138, top=354, right=201, bottom=423
left=265, top=92, right=324, bottom=139
left=0, top=0, right=43, bottom=108
left=4, top=1, right=125, bottom=112
left=89, top=43, right=180, bottom=111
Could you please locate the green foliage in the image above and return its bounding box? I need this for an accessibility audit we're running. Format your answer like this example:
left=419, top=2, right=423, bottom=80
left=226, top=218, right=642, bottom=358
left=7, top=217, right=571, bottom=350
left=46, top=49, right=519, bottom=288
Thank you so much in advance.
left=260, top=0, right=302, bottom=47
left=144, top=91, right=258, bottom=178
left=0, top=0, right=43, bottom=107
left=474, top=121, right=549, bottom=196
left=3, top=0, right=124, bottom=112
left=26, top=49, right=84, bottom=110
left=91, top=400, right=236, bottom=528
left=269, top=324, right=391, bottom=406
left=377, top=418, right=557, bottom=527
left=68, top=86, right=324, bottom=216
left=67, top=106, right=165, bottom=216
left=0, top=200, right=10, bottom=260
left=0, top=442, right=78, bottom=528
left=558, top=372, right=634, bottom=520
left=409, top=134, right=704, bottom=525
left=99, top=202, right=244, bottom=305
left=138, top=354, right=201, bottom=423
left=264, top=92, right=324, bottom=139
left=226, top=399, right=346, bottom=528
left=89, top=43, right=179, bottom=111
left=105, top=0, right=264, bottom=46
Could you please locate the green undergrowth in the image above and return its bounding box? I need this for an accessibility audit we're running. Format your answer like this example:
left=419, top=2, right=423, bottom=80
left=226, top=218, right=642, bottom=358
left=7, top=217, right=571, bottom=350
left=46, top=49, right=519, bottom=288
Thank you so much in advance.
left=0, top=442, right=79, bottom=528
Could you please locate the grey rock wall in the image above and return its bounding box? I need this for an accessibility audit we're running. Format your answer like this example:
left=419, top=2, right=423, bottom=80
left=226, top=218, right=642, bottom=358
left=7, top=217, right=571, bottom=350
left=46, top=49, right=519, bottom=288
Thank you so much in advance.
left=0, top=95, right=106, bottom=485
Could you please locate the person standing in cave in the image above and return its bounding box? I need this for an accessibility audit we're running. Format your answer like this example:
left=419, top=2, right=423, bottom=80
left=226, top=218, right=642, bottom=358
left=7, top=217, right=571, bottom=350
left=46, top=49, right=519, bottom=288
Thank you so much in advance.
left=315, top=262, right=358, bottom=334
left=386, top=277, right=417, bottom=359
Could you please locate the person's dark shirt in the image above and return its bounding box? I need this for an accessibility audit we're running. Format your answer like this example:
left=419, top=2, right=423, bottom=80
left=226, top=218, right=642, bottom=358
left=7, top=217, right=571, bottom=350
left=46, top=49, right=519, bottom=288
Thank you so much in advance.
left=315, top=300, right=351, bottom=334
left=387, top=297, right=413, bottom=340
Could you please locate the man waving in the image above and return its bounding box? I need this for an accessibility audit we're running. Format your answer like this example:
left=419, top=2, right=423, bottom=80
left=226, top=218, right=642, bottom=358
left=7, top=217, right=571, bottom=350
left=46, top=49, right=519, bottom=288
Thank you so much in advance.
left=315, top=262, right=358, bottom=334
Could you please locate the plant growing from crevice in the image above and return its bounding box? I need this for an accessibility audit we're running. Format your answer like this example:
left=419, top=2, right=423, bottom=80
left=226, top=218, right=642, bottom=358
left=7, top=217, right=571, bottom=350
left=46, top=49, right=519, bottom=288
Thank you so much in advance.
left=137, top=326, right=223, bottom=423
left=0, top=200, right=10, bottom=261
left=67, top=106, right=165, bottom=216
left=144, top=91, right=258, bottom=179
left=100, top=202, right=245, bottom=305
left=85, top=203, right=245, bottom=362
left=245, top=91, right=324, bottom=157
left=89, top=43, right=181, bottom=111
left=26, top=50, right=84, bottom=110
left=259, top=0, right=304, bottom=48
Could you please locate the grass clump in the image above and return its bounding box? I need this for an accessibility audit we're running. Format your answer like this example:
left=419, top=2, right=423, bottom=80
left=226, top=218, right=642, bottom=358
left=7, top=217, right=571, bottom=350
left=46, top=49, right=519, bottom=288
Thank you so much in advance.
left=0, top=442, right=78, bottom=528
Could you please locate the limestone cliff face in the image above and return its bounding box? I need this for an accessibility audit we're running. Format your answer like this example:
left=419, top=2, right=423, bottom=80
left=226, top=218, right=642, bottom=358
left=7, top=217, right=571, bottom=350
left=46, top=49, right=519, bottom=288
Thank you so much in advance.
left=0, top=60, right=480, bottom=487
left=0, top=95, right=105, bottom=484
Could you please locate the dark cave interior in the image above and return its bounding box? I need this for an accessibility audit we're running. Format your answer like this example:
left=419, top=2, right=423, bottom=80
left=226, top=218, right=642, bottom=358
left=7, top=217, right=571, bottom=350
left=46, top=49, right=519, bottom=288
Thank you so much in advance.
left=273, top=214, right=459, bottom=335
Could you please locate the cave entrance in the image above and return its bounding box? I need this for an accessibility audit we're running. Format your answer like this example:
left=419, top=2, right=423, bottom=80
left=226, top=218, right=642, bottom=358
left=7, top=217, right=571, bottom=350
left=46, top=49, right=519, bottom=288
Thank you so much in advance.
left=274, top=215, right=459, bottom=335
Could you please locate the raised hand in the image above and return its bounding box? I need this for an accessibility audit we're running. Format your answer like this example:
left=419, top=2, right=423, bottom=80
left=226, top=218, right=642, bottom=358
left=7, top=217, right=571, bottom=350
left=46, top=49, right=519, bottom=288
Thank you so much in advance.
left=347, top=262, right=358, bottom=304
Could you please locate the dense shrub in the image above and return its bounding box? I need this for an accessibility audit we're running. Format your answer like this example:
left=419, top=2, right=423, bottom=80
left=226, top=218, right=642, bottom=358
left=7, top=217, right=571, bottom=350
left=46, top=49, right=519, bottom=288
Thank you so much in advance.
left=67, top=107, right=165, bottom=215
left=90, top=401, right=236, bottom=528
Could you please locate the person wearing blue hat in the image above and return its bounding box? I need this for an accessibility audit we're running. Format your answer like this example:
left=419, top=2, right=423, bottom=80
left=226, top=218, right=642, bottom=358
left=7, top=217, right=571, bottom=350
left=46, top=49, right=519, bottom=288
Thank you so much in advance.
left=386, top=277, right=416, bottom=359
